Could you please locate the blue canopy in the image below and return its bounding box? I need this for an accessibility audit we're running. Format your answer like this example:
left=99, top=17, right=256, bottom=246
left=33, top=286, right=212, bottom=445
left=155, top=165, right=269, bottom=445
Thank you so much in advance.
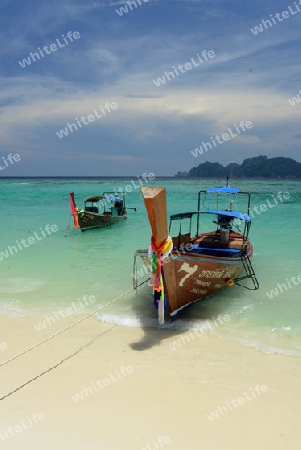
left=206, top=187, right=240, bottom=194
left=170, top=210, right=251, bottom=221
left=106, top=195, right=123, bottom=202
left=200, top=209, right=250, bottom=221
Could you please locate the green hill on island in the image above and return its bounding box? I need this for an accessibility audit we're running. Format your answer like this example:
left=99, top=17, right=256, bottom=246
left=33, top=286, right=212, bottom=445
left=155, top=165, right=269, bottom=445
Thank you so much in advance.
left=182, top=156, right=301, bottom=179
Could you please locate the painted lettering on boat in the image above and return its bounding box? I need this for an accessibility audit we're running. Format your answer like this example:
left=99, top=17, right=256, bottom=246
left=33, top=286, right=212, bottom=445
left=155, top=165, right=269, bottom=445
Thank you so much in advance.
left=190, top=288, right=207, bottom=295
left=224, top=269, right=235, bottom=278
left=178, top=263, right=198, bottom=286
left=194, top=279, right=211, bottom=286
left=198, top=269, right=235, bottom=279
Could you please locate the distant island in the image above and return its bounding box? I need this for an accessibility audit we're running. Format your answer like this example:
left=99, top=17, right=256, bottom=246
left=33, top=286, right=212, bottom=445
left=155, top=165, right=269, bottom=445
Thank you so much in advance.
left=175, top=156, right=301, bottom=179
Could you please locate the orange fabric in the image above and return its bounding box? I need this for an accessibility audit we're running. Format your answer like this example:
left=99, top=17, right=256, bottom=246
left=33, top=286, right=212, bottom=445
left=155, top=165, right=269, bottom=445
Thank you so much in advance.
left=74, top=213, right=79, bottom=229
left=150, top=236, right=167, bottom=253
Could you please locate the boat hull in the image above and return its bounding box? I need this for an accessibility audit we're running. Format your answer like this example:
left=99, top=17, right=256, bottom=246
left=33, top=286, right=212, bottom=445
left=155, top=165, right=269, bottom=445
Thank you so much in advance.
left=138, top=239, right=252, bottom=317
left=78, top=211, right=127, bottom=231
left=163, top=252, right=248, bottom=316
left=138, top=186, right=257, bottom=320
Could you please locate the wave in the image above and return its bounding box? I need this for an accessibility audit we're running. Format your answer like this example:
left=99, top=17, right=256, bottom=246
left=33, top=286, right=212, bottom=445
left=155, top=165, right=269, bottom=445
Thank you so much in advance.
left=97, top=313, right=218, bottom=332
left=0, top=278, right=45, bottom=294
left=234, top=337, right=301, bottom=357
left=97, top=313, right=301, bottom=358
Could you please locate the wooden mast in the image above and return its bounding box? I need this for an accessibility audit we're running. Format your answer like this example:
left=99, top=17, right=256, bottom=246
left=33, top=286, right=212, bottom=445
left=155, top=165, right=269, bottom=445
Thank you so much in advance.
left=140, top=187, right=168, bottom=247
left=140, top=187, right=179, bottom=318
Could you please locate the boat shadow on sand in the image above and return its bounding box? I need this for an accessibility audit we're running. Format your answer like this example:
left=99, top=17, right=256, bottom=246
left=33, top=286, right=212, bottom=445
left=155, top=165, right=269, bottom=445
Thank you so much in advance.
left=127, top=285, right=233, bottom=351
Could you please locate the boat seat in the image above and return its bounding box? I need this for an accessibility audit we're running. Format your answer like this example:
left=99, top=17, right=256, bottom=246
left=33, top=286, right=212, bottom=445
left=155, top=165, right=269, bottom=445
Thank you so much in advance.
left=172, top=233, right=191, bottom=250
left=189, top=245, right=242, bottom=258
left=85, top=206, right=98, bottom=213
left=229, top=238, right=245, bottom=250
left=197, top=235, right=229, bottom=249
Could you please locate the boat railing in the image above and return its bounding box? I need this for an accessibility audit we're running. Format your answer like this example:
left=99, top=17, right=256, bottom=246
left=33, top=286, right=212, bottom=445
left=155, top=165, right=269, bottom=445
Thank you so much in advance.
left=172, top=232, right=191, bottom=250
left=85, top=206, right=99, bottom=213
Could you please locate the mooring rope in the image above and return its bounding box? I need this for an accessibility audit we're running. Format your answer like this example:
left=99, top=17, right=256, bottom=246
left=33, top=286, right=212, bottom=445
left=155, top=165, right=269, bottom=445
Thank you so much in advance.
left=0, top=325, right=116, bottom=401
left=0, top=288, right=136, bottom=368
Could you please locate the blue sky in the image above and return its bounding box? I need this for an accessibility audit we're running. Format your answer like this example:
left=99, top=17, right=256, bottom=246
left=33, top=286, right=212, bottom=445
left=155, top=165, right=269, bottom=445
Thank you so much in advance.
left=1, top=0, right=301, bottom=176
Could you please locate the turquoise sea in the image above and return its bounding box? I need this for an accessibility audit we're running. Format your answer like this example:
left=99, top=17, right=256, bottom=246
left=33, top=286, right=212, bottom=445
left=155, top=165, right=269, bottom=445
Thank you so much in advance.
left=0, top=178, right=300, bottom=357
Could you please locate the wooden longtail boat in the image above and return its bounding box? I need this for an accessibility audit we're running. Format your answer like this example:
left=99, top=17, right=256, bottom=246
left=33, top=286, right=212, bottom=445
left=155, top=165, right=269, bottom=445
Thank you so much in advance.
left=69, top=191, right=136, bottom=231
left=134, top=184, right=259, bottom=322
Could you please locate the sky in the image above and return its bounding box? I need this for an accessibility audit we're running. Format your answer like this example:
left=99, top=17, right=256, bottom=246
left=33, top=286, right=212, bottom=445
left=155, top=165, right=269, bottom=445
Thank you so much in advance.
left=0, top=0, right=301, bottom=176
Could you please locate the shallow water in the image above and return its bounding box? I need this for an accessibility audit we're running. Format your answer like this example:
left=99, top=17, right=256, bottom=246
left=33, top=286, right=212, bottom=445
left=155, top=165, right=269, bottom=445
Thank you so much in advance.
left=0, top=177, right=300, bottom=357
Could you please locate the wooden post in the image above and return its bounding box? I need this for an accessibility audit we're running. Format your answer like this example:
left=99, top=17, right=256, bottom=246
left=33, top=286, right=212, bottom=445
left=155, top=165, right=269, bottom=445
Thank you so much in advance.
left=140, top=187, right=168, bottom=247
left=141, top=186, right=179, bottom=316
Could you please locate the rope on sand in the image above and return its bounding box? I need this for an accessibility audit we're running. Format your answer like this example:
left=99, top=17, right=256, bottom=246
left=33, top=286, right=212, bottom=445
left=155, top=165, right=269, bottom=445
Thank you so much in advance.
left=0, top=326, right=116, bottom=401
left=0, top=288, right=136, bottom=368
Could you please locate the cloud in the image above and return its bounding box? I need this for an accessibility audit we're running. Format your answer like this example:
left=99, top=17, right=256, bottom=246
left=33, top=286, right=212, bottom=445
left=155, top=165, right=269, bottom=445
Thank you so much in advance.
left=0, top=0, right=301, bottom=175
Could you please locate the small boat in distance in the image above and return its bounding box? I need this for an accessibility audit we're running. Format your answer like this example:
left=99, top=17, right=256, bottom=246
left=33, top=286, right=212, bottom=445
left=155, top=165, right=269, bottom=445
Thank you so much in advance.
left=69, top=191, right=136, bottom=231
left=134, top=183, right=259, bottom=323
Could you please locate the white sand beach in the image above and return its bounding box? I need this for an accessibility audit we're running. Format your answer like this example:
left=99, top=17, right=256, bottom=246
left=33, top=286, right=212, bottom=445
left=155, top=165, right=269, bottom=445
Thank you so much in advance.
left=0, top=314, right=300, bottom=450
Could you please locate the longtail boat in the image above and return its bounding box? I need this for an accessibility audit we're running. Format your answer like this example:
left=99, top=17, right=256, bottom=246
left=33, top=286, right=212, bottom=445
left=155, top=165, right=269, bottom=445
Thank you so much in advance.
left=69, top=191, right=136, bottom=231
left=134, top=183, right=259, bottom=323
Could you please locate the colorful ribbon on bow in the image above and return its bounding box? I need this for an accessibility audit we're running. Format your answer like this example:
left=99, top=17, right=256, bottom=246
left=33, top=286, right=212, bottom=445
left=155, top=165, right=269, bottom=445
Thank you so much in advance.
left=148, top=235, right=173, bottom=324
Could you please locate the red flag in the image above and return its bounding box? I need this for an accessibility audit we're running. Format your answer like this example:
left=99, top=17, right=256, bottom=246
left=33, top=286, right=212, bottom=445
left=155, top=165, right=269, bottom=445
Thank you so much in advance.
left=69, top=192, right=79, bottom=229
left=69, top=192, right=76, bottom=215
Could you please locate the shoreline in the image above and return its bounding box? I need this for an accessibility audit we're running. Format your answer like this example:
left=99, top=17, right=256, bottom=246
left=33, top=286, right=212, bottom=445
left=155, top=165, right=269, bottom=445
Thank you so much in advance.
left=1, top=176, right=301, bottom=180
left=0, top=314, right=300, bottom=449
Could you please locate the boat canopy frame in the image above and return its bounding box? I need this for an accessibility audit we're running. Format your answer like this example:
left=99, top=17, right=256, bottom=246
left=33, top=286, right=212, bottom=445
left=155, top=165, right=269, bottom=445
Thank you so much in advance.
left=169, top=186, right=252, bottom=241
left=102, top=191, right=126, bottom=208
left=83, top=191, right=126, bottom=215
left=196, top=187, right=252, bottom=239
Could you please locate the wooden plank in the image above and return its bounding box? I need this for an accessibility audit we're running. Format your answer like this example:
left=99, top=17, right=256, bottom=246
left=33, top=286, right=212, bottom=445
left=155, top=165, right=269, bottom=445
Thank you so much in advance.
left=141, top=187, right=181, bottom=315
left=140, top=187, right=168, bottom=248
left=162, top=259, right=178, bottom=314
